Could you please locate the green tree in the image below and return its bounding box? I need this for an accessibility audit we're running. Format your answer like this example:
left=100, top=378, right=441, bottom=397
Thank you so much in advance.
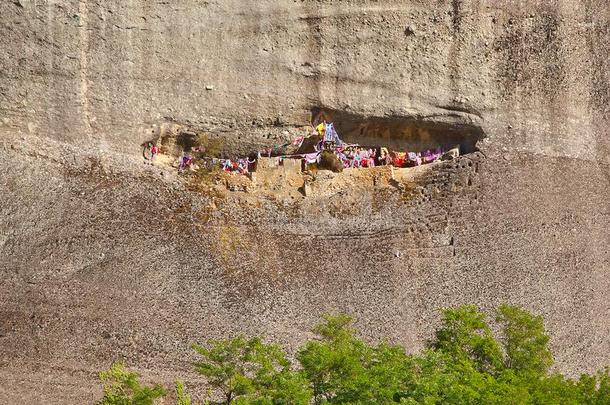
left=496, top=304, right=553, bottom=375
left=97, top=362, right=166, bottom=405
left=297, top=314, right=417, bottom=404
left=398, top=348, right=496, bottom=405
left=240, top=371, right=311, bottom=405
left=432, top=305, right=504, bottom=374
left=175, top=379, right=198, bottom=405
left=480, top=369, right=532, bottom=405
left=193, top=336, right=310, bottom=404
left=97, top=306, right=610, bottom=405
left=367, top=342, right=416, bottom=403
left=529, top=373, right=581, bottom=404
left=412, top=305, right=556, bottom=404
left=576, top=368, right=610, bottom=405
left=297, top=314, right=372, bottom=404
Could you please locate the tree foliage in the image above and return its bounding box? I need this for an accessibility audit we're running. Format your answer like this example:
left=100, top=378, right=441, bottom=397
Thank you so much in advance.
left=192, top=336, right=311, bottom=404
left=96, top=306, right=610, bottom=404
left=97, top=362, right=166, bottom=405
left=432, top=305, right=504, bottom=374
left=496, top=304, right=553, bottom=375
left=175, top=379, right=197, bottom=405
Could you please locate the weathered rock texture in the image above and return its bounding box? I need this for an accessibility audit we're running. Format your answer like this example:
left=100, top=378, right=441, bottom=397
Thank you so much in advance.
left=0, top=0, right=609, bottom=403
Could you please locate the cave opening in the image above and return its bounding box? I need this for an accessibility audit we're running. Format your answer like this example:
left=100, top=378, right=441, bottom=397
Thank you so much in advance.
left=311, top=107, right=485, bottom=155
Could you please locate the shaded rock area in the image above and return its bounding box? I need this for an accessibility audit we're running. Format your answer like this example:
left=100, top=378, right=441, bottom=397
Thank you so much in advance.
left=0, top=0, right=609, bottom=403
left=312, top=107, right=485, bottom=153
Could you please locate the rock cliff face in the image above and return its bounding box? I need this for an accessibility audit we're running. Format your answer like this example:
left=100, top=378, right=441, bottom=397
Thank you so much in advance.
left=0, top=0, right=609, bottom=403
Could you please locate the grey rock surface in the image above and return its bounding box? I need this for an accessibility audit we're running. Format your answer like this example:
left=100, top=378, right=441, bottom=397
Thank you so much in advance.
left=0, top=0, right=609, bottom=403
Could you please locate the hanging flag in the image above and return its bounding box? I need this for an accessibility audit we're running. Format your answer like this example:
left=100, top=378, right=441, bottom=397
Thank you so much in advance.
left=324, top=122, right=343, bottom=145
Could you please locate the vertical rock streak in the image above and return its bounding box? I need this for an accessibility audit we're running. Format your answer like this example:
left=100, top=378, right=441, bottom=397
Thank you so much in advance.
left=78, top=0, right=92, bottom=138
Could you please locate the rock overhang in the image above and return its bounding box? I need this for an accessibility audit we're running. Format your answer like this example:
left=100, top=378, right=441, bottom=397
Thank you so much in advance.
left=311, top=106, right=486, bottom=155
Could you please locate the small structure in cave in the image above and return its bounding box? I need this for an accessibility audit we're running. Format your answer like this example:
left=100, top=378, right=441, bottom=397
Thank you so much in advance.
left=143, top=109, right=484, bottom=196
left=207, top=114, right=461, bottom=176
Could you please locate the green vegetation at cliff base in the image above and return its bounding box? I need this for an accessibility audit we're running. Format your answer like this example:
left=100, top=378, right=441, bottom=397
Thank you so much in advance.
left=96, top=305, right=610, bottom=405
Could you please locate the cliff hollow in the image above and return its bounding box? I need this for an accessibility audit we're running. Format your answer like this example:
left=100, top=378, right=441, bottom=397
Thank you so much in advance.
left=0, top=0, right=609, bottom=403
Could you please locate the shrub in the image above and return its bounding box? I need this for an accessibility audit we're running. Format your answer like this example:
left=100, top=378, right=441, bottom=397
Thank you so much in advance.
left=318, top=150, right=343, bottom=173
